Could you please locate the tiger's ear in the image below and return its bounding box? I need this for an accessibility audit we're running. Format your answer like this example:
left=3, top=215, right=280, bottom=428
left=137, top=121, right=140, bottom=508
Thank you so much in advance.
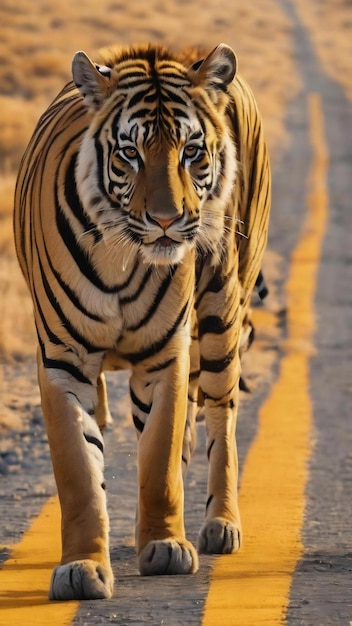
left=72, top=51, right=113, bottom=109
left=188, top=43, right=237, bottom=91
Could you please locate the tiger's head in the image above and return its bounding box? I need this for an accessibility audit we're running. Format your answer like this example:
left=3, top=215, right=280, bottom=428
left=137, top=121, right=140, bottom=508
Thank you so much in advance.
left=73, top=44, right=237, bottom=266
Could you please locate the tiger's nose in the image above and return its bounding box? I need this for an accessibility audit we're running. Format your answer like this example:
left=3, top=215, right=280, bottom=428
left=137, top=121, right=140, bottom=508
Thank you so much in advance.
left=146, top=213, right=179, bottom=230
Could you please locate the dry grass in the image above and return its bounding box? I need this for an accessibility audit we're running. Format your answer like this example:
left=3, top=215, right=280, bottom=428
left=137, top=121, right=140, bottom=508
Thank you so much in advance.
left=0, top=0, right=299, bottom=174
left=0, top=176, right=35, bottom=354
left=295, top=0, right=352, bottom=101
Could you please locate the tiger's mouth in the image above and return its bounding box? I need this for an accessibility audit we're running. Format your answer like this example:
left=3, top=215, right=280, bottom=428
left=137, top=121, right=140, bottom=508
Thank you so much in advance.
left=129, top=221, right=198, bottom=265
left=156, top=236, right=177, bottom=247
left=152, top=236, right=181, bottom=256
left=139, top=235, right=187, bottom=266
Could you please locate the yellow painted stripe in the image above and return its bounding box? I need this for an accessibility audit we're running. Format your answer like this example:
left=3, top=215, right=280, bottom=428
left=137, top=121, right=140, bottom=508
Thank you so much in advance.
left=0, top=496, right=78, bottom=625
left=202, top=92, right=328, bottom=625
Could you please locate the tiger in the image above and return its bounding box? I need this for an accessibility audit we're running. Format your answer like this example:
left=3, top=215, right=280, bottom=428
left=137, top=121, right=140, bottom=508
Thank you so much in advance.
left=14, top=42, right=271, bottom=601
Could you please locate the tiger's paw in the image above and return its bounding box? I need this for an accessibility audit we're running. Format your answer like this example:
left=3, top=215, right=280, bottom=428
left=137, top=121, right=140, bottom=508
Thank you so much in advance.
left=198, top=517, right=241, bottom=554
left=49, top=559, right=114, bottom=600
left=139, top=539, right=199, bottom=575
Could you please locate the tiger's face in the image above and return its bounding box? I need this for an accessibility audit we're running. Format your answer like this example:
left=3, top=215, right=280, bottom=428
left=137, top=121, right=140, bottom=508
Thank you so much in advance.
left=74, top=44, right=237, bottom=266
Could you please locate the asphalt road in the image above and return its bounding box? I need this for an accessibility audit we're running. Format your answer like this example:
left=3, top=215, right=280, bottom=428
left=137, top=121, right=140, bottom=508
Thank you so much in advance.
left=1, top=0, right=352, bottom=624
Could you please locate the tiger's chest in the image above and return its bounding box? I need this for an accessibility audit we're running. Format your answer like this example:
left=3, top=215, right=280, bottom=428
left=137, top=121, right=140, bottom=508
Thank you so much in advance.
left=72, top=254, right=196, bottom=358
left=116, top=260, right=196, bottom=355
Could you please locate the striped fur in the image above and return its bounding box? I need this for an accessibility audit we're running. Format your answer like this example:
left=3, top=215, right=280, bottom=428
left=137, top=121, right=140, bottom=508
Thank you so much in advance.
left=14, top=43, right=270, bottom=600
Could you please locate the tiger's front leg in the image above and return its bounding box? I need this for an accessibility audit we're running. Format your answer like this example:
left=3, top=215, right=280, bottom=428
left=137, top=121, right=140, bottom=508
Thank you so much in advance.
left=37, top=351, right=113, bottom=601
left=131, top=349, right=198, bottom=576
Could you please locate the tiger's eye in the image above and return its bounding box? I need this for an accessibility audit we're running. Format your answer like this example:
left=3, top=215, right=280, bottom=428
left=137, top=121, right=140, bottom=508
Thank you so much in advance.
left=122, top=146, right=138, bottom=159
left=184, top=145, right=199, bottom=158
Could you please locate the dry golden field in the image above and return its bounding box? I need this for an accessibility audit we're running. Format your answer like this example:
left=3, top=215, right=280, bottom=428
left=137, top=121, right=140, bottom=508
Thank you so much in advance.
left=0, top=0, right=351, bottom=428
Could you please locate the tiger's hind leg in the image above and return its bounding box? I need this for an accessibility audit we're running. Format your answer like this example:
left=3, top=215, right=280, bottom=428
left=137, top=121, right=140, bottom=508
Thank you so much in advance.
left=37, top=350, right=113, bottom=600
left=197, top=397, right=242, bottom=555
left=95, top=371, right=113, bottom=432
left=182, top=314, right=200, bottom=475
left=196, top=263, right=242, bottom=555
